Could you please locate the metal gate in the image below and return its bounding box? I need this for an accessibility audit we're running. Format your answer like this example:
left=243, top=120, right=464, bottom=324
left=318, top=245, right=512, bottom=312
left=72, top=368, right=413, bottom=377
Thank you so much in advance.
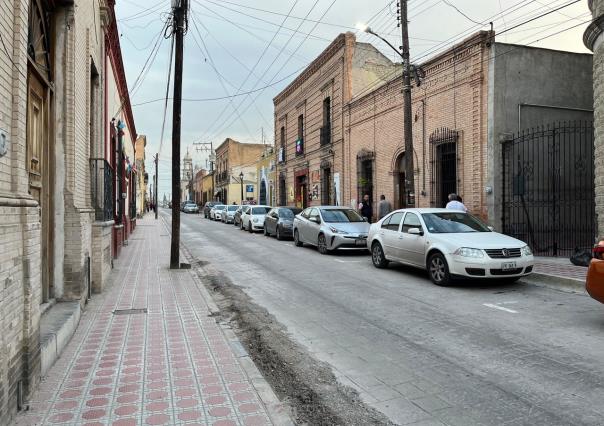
left=502, top=121, right=595, bottom=257
left=430, top=128, right=458, bottom=208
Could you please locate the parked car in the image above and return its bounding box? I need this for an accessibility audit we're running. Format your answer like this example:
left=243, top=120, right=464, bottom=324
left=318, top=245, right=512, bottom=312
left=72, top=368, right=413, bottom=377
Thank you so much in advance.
left=233, top=206, right=244, bottom=227
left=209, top=204, right=225, bottom=220
left=203, top=201, right=218, bottom=218
left=214, top=205, right=227, bottom=221
left=264, top=207, right=302, bottom=240
left=240, top=205, right=271, bottom=232
left=367, top=208, right=534, bottom=286
left=183, top=201, right=199, bottom=214
left=180, top=201, right=187, bottom=212
left=293, top=206, right=370, bottom=254
left=222, top=205, right=239, bottom=223
left=586, top=239, right=604, bottom=304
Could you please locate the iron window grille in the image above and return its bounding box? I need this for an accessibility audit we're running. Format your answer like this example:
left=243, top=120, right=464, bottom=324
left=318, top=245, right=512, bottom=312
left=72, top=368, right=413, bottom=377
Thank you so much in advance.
left=90, top=158, right=114, bottom=221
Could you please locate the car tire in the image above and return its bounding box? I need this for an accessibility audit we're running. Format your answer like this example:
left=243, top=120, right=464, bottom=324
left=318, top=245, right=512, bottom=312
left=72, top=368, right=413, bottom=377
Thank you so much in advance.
left=428, top=252, right=452, bottom=286
left=317, top=234, right=331, bottom=255
left=240, top=221, right=244, bottom=230
left=276, top=226, right=282, bottom=240
left=294, top=230, right=303, bottom=247
left=371, top=242, right=389, bottom=269
left=264, top=226, right=269, bottom=236
left=248, top=222, right=253, bottom=233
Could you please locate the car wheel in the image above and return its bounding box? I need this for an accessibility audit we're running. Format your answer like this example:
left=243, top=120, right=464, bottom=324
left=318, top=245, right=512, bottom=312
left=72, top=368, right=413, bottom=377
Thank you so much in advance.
left=240, top=221, right=244, bottom=230
left=371, top=242, right=389, bottom=269
left=248, top=222, right=253, bottom=233
left=264, top=226, right=269, bottom=236
left=294, top=230, right=303, bottom=247
left=317, top=234, right=330, bottom=255
left=276, top=226, right=282, bottom=240
left=428, top=252, right=452, bottom=286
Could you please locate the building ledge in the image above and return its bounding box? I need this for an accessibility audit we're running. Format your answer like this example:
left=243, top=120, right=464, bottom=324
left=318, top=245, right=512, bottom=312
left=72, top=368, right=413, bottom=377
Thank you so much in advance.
left=40, top=301, right=81, bottom=377
left=93, top=219, right=115, bottom=227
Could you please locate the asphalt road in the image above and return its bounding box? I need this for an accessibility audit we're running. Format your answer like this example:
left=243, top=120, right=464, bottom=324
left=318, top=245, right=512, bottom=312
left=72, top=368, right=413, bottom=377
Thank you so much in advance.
left=169, top=210, right=604, bottom=426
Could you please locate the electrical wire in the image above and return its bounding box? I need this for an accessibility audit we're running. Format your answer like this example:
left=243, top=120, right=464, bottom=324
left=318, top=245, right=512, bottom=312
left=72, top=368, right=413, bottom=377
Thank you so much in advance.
left=442, top=0, right=482, bottom=25
left=158, top=36, right=175, bottom=156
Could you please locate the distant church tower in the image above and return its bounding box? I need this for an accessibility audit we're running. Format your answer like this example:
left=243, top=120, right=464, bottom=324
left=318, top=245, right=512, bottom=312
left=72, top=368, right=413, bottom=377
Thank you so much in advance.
left=181, top=150, right=193, bottom=201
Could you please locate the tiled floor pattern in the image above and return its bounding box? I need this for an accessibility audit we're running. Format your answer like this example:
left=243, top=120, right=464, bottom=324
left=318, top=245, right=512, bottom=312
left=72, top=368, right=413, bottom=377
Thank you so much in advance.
left=534, top=258, right=588, bottom=281
left=17, top=218, right=273, bottom=426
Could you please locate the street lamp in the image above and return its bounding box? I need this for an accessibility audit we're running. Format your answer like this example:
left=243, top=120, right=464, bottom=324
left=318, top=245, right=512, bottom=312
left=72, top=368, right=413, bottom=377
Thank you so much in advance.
left=357, top=21, right=417, bottom=207
left=239, top=171, right=244, bottom=205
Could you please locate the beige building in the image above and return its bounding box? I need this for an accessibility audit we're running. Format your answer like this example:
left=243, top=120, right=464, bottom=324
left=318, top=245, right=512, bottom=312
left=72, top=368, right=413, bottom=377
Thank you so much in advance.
left=256, top=146, right=277, bottom=206
left=585, top=0, right=604, bottom=239
left=135, top=135, right=147, bottom=216
left=273, top=32, right=397, bottom=209
left=0, top=0, right=139, bottom=421
left=202, top=171, right=215, bottom=205
left=214, top=138, right=266, bottom=204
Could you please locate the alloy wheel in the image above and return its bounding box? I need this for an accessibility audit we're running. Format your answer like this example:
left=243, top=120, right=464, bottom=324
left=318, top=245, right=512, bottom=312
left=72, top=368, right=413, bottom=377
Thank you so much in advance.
left=372, top=243, right=388, bottom=268
left=294, top=230, right=303, bottom=247
left=318, top=234, right=328, bottom=255
left=428, top=253, right=450, bottom=286
left=276, top=227, right=281, bottom=240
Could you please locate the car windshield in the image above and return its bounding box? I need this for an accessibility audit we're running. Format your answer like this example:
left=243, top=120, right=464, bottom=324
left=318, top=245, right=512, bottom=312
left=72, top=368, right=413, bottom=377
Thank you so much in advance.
left=252, top=207, right=271, bottom=215
left=320, top=209, right=364, bottom=223
left=227, top=206, right=238, bottom=211
left=421, top=212, right=491, bottom=233
left=215, top=205, right=225, bottom=210
left=279, top=208, right=301, bottom=218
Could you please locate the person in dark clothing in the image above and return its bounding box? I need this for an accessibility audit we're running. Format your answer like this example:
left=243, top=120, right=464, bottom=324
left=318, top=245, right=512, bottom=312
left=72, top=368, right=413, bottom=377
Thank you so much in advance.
left=358, top=193, right=373, bottom=223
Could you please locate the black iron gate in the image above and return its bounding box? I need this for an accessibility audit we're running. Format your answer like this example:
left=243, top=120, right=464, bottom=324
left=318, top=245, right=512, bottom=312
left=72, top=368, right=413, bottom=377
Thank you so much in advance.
left=502, top=121, right=595, bottom=257
left=430, top=128, right=458, bottom=208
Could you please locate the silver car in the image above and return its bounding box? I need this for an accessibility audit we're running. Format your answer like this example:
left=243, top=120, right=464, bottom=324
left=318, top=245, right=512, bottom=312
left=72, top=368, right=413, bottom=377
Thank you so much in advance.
left=222, top=205, right=239, bottom=223
left=367, top=208, right=534, bottom=286
left=293, top=206, right=370, bottom=254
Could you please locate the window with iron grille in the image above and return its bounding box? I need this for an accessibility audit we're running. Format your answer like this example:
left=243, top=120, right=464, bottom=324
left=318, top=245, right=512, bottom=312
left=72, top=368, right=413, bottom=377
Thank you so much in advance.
left=429, top=128, right=458, bottom=208
left=90, top=158, right=114, bottom=221
left=296, top=114, right=304, bottom=155
left=320, top=97, right=331, bottom=146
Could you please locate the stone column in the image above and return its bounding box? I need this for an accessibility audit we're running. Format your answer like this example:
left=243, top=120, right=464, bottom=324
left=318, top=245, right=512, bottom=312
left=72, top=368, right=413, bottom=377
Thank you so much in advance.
left=584, top=0, right=604, bottom=239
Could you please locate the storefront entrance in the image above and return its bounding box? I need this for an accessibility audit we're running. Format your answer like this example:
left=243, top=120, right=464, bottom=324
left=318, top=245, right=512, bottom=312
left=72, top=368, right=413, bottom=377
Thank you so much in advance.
left=295, top=169, right=308, bottom=209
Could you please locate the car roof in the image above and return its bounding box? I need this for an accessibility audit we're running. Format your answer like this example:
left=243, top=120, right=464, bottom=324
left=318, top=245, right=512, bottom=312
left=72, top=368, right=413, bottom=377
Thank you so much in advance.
left=315, top=206, right=355, bottom=210
left=389, top=208, right=462, bottom=214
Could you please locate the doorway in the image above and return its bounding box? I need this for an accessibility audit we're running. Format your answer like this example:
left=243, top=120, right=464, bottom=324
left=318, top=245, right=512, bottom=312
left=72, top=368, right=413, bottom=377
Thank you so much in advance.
left=395, top=152, right=407, bottom=209
left=279, top=175, right=286, bottom=206
left=259, top=180, right=267, bottom=205
left=295, top=173, right=308, bottom=209
left=430, top=128, right=458, bottom=208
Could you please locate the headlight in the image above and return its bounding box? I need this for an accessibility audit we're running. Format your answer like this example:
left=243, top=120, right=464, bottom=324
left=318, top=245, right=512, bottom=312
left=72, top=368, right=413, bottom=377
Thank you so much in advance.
left=521, top=245, right=533, bottom=256
left=253, top=218, right=259, bottom=223
left=454, top=247, right=484, bottom=258
left=329, top=226, right=348, bottom=234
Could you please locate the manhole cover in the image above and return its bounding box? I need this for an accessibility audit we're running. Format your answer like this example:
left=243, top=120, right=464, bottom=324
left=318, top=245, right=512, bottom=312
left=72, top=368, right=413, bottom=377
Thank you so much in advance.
left=113, top=308, right=148, bottom=315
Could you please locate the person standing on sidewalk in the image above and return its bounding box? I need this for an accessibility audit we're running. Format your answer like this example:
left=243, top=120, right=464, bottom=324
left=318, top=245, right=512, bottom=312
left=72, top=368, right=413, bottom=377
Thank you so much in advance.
left=377, top=194, right=392, bottom=220
left=358, top=194, right=373, bottom=223
left=446, top=193, right=467, bottom=212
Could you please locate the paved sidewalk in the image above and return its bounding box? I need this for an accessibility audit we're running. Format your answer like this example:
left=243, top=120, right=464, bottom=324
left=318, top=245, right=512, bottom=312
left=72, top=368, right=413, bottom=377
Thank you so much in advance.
left=16, top=216, right=281, bottom=426
left=533, top=256, right=588, bottom=281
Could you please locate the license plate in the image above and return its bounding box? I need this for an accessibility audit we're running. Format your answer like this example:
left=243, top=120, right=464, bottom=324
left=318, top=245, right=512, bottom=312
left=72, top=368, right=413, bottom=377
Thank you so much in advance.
left=355, top=239, right=366, bottom=246
left=501, top=261, right=517, bottom=271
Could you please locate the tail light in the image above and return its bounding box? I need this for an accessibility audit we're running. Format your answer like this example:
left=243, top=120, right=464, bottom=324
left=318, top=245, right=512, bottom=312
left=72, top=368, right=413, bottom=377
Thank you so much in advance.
left=594, top=242, right=604, bottom=260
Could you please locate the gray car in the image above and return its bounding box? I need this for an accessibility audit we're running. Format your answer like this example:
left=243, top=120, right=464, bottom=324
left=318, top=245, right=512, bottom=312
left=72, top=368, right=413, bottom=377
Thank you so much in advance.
left=293, top=206, right=370, bottom=254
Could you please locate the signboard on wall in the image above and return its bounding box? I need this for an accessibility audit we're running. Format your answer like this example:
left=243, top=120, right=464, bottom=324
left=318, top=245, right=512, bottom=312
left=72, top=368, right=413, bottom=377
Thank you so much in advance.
left=311, top=183, right=319, bottom=200
left=288, top=186, right=294, bottom=202
left=246, top=184, right=254, bottom=193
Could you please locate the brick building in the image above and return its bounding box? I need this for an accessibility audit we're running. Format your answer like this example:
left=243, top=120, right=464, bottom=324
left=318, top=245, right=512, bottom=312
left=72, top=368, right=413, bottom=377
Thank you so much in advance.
left=273, top=32, right=397, bottom=209
left=214, top=138, right=266, bottom=204
left=585, top=0, right=604, bottom=239
left=192, top=168, right=207, bottom=205
left=0, top=0, right=139, bottom=422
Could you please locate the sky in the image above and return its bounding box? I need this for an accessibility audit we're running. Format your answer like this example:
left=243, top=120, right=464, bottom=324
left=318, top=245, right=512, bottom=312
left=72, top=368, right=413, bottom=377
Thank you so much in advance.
left=114, top=0, right=591, bottom=201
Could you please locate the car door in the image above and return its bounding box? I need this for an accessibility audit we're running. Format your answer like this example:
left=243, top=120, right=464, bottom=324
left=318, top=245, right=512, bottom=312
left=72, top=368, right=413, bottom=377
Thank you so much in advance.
left=306, top=208, right=322, bottom=244
left=266, top=209, right=276, bottom=233
left=297, top=208, right=312, bottom=242
left=242, top=206, right=250, bottom=227
left=398, top=212, right=426, bottom=266
left=379, top=212, right=404, bottom=260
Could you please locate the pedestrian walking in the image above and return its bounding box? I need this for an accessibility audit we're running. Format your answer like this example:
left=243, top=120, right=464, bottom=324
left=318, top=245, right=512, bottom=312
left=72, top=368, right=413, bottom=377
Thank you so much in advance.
left=445, top=193, right=467, bottom=212
left=377, top=194, right=392, bottom=220
left=358, top=193, right=373, bottom=223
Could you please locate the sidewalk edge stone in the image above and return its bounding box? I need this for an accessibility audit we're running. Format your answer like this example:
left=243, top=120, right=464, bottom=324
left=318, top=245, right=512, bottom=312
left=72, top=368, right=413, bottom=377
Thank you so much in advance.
left=520, top=272, right=587, bottom=294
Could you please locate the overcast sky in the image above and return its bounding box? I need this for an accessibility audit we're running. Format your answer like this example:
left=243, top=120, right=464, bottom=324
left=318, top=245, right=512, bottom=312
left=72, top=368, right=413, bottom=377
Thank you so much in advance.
left=114, top=0, right=591, bottom=200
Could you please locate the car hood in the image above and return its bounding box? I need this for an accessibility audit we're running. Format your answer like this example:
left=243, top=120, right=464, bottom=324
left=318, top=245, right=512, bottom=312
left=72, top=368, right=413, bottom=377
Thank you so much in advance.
left=431, top=232, right=527, bottom=249
left=325, top=222, right=370, bottom=234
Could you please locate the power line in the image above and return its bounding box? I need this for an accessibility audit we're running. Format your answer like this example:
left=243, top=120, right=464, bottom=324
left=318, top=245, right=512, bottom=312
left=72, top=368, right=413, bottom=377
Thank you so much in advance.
left=442, top=0, right=482, bottom=25
left=158, top=36, right=175, bottom=156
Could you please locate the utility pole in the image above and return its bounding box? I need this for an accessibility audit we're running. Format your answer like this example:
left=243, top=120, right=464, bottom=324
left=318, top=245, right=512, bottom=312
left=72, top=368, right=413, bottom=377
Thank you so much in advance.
left=400, top=0, right=415, bottom=207
left=154, top=153, right=158, bottom=219
left=170, top=0, right=188, bottom=269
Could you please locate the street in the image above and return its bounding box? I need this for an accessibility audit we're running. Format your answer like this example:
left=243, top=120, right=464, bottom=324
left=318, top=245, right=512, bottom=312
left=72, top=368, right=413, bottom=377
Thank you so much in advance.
left=171, top=209, right=604, bottom=426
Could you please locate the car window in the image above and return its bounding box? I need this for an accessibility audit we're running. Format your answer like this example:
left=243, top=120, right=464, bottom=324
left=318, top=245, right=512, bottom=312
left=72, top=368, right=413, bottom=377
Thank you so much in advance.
left=382, top=212, right=403, bottom=231
left=402, top=212, right=422, bottom=233
left=243, top=206, right=250, bottom=214
left=421, top=212, right=491, bottom=233
left=300, top=208, right=312, bottom=219
left=227, top=206, right=238, bottom=211
left=279, top=209, right=294, bottom=219
left=252, top=207, right=271, bottom=215
left=308, top=208, right=320, bottom=222
left=320, top=209, right=364, bottom=223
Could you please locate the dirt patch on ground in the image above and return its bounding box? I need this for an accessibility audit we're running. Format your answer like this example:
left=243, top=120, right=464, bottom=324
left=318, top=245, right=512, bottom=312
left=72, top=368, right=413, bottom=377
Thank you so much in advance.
left=196, top=270, right=393, bottom=426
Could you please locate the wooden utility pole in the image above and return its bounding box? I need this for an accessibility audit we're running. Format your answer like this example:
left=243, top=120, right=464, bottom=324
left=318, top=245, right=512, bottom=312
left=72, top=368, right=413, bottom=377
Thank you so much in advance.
left=400, top=0, right=415, bottom=207
left=170, top=0, right=188, bottom=269
left=154, top=153, right=158, bottom=219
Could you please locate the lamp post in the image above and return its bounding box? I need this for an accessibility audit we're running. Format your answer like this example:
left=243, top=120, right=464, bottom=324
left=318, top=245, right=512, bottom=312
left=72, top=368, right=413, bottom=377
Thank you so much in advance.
left=358, top=20, right=418, bottom=207
left=239, top=171, right=244, bottom=205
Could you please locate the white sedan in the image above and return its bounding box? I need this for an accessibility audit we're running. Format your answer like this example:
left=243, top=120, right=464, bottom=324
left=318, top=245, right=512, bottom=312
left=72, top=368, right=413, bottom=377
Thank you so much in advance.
left=240, top=205, right=271, bottom=232
left=367, top=208, right=534, bottom=286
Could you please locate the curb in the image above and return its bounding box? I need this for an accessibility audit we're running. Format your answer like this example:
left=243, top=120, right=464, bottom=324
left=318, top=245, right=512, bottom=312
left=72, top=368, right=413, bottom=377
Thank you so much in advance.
left=520, top=272, right=587, bottom=294
left=159, top=213, right=293, bottom=425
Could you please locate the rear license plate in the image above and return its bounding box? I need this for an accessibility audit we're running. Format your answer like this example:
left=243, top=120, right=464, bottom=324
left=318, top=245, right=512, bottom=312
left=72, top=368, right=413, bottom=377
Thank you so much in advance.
left=355, top=239, right=366, bottom=246
left=501, top=261, right=517, bottom=271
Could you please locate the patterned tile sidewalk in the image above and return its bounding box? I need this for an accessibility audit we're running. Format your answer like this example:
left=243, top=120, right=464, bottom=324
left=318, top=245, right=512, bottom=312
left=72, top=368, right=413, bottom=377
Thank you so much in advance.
left=16, top=217, right=279, bottom=426
left=533, top=257, right=588, bottom=281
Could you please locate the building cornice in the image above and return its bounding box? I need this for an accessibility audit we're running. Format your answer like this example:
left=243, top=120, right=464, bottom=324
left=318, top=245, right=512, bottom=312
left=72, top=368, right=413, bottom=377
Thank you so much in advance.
left=584, top=14, right=604, bottom=51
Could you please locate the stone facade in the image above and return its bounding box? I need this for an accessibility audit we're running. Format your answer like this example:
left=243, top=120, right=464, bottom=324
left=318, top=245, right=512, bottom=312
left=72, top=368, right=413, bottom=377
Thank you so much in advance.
left=273, top=32, right=397, bottom=210
left=344, top=31, right=491, bottom=220
left=214, top=139, right=266, bottom=204
left=0, top=0, right=138, bottom=422
left=585, top=0, right=604, bottom=239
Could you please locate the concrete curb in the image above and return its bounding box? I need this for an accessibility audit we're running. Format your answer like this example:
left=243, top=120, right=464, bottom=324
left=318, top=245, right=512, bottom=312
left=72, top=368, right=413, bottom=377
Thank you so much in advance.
left=159, top=213, right=293, bottom=425
left=520, top=272, right=587, bottom=295
left=40, top=302, right=81, bottom=377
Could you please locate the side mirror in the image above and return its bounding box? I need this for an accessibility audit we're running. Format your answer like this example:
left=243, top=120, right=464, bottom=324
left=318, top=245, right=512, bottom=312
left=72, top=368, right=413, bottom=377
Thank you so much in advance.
left=488, top=226, right=495, bottom=232
left=312, top=217, right=321, bottom=224
left=408, top=227, right=424, bottom=236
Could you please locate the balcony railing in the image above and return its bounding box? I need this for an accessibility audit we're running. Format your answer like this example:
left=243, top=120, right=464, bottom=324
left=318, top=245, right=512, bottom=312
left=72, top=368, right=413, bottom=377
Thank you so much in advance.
left=320, top=123, right=331, bottom=146
left=90, top=158, right=114, bottom=222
